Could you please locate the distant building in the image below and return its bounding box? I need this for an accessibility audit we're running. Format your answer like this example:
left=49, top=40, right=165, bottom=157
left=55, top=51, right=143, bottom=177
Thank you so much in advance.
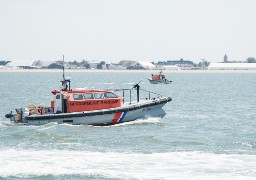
left=155, top=65, right=180, bottom=70
left=208, top=63, right=256, bottom=70
left=120, top=60, right=138, bottom=68
left=115, top=60, right=155, bottom=70
left=137, top=61, right=155, bottom=70
left=101, top=63, right=116, bottom=69
left=5, top=60, right=35, bottom=69
left=106, top=64, right=116, bottom=69
left=224, top=54, right=228, bottom=63
left=32, top=60, right=55, bottom=68
left=89, top=62, right=99, bottom=69
left=155, top=59, right=194, bottom=68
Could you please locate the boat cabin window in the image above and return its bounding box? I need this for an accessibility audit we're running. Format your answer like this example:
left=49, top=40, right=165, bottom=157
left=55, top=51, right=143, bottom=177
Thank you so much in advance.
left=103, top=92, right=118, bottom=98
left=94, top=93, right=103, bottom=99
left=56, top=94, right=60, bottom=99
left=84, top=93, right=94, bottom=99
left=73, top=94, right=84, bottom=100
left=152, top=75, right=160, bottom=80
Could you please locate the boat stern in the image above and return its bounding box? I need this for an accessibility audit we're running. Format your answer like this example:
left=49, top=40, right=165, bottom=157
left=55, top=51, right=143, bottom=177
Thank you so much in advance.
left=5, top=107, right=29, bottom=123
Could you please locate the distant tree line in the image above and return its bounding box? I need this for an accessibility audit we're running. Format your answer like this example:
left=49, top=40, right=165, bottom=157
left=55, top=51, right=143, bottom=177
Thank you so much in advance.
left=0, top=61, right=10, bottom=66
left=68, top=60, right=91, bottom=69
left=198, top=60, right=210, bottom=68
left=246, top=57, right=256, bottom=63
left=67, top=60, right=106, bottom=69
left=193, top=60, right=210, bottom=68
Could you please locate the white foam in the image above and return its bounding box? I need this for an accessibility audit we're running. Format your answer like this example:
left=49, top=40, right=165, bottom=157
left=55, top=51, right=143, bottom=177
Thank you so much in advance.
left=113, top=117, right=163, bottom=126
left=0, top=150, right=256, bottom=179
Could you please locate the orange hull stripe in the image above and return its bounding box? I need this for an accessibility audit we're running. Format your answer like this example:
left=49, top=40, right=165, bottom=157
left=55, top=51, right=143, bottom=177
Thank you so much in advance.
left=112, top=112, right=122, bottom=123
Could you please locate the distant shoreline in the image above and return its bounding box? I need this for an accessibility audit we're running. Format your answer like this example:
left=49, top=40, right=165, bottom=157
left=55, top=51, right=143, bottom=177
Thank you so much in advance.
left=1, top=69, right=256, bottom=73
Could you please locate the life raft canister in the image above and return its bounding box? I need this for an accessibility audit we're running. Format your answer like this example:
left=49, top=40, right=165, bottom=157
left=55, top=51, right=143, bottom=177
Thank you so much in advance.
left=27, top=104, right=37, bottom=115
left=37, top=105, right=45, bottom=115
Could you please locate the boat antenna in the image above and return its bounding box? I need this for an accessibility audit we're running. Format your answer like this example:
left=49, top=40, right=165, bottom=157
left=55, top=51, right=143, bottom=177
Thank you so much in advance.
left=133, top=80, right=142, bottom=87
left=62, top=55, right=65, bottom=82
left=60, top=55, right=67, bottom=91
left=133, top=80, right=142, bottom=103
left=60, top=55, right=71, bottom=91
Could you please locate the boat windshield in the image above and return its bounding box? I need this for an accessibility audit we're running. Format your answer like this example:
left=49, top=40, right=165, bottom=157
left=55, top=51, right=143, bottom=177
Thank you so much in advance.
left=56, top=94, right=61, bottom=99
left=94, top=93, right=104, bottom=99
left=103, top=92, right=118, bottom=98
left=73, top=94, right=83, bottom=100
left=84, top=93, right=94, bottom=99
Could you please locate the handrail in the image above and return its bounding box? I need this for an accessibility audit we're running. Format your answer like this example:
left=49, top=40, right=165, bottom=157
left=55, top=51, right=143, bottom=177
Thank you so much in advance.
left=140, top=88, right=163, bottom=98
left=113, top=87, right=163, bottom=104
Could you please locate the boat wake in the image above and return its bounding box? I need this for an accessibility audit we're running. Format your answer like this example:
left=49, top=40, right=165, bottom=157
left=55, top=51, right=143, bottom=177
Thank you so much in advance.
left=0, top=121, right=20, bottom=126
left=113, top=117, right=163, bottom=126
left=0, top=117, right=164, bottom=127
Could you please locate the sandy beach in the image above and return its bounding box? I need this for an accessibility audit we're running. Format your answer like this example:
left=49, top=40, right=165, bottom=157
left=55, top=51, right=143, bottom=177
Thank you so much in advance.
left=0, top=68, right=256, bottom=73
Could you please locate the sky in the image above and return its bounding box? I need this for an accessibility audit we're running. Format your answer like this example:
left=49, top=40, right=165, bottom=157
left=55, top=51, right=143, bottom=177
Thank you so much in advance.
left=0, top=0, right=256, bottom=63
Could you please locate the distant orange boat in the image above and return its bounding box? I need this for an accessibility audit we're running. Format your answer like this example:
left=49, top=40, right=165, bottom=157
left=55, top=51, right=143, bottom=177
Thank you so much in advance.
left=148, top=70, right=172, bottom=84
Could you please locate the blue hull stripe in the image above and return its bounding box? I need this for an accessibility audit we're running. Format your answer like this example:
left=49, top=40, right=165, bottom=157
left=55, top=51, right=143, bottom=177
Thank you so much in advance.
left=118, top=112, right=127, bottom=123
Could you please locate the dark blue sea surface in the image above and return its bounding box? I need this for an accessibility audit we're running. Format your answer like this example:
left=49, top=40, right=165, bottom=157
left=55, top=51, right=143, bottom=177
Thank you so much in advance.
left=0, top=71, right=256, bottom=179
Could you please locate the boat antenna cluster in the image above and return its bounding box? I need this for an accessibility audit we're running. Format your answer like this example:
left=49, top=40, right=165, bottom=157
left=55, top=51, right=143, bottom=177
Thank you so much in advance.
left=60, top=55, right=71, bottom=91
left=62, top=55, right=65, bottom=82
left=133, top=80, right=142, bottom=102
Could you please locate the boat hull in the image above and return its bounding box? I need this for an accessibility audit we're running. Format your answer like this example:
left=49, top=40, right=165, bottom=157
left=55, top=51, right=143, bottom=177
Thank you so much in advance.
left=21, top=97, right=172, bottom=125
left=148, top=79, right=172, bottom=84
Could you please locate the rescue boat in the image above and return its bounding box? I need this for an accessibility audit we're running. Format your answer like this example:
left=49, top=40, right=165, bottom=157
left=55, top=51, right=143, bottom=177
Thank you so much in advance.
left=5, top=64, right=172, bottom=125
left=148, top=70, right=172, bottom=84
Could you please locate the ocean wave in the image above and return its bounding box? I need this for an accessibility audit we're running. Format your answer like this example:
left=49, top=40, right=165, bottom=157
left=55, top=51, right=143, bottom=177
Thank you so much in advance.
left=0, top=150, right=256, bottom=179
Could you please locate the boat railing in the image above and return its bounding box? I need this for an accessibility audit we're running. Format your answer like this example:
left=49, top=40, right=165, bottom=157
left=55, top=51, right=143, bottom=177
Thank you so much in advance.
left=140, top=88, right=163, bottom=100
left=114, top=88, right=162, bottom=104
left=114, top=88, right=132, bottom=104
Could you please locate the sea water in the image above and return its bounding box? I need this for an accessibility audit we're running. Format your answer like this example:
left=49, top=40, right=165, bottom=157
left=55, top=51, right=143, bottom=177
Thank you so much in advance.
left=0, top=71, right=256, bottom=179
